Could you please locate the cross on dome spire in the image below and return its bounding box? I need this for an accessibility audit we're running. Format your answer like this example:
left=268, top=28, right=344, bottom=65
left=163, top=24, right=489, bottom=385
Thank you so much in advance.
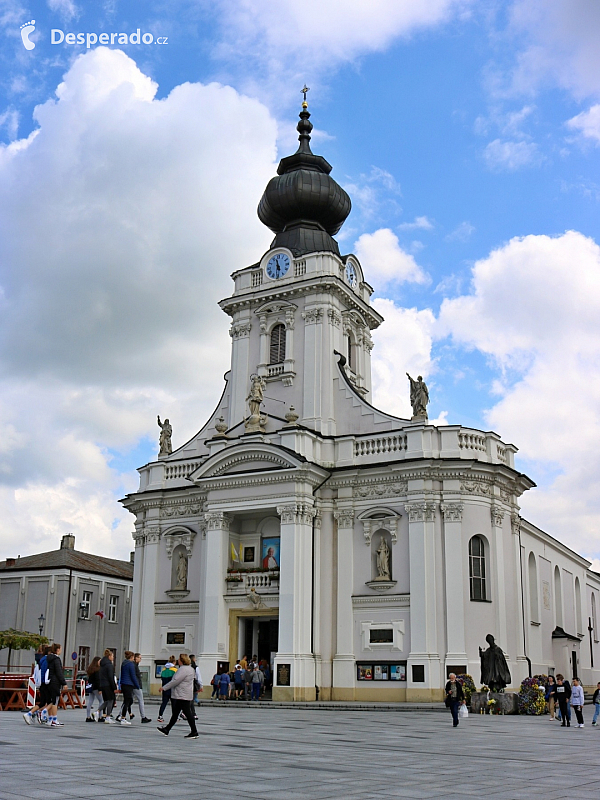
left=301, top=84, right=310, bottom=105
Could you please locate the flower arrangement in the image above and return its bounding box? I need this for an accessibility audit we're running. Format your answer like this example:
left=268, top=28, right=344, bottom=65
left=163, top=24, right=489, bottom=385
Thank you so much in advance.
left=455, top=674, right=476, bottom=705
left=487, top=698, right=498, bottom=714
left=480, top=685, right=490, bottom=693
left=518, top=674, right=548, bottom=715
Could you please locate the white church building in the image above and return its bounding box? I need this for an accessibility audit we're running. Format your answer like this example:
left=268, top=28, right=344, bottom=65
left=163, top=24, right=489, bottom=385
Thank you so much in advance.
left=123, top=101, right=600, bottom=701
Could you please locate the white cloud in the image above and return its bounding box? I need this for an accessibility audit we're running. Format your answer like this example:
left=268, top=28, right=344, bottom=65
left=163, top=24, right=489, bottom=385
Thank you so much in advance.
left=0, top=47, right=277, bottom=559
left=445, top=221, right=474, bottom=242
left=438, top=230, right=600, bottom=557
left=567, top=104, right=600, bottom=145
left=211, top=0, right=471, bottom=89
left=354, top=228, right=429, bottom=290
left=371, top=298, right=437, bottom=419
left=483, top=138, right=541, bottom=171
left=398, top=215, right=433, bottom=231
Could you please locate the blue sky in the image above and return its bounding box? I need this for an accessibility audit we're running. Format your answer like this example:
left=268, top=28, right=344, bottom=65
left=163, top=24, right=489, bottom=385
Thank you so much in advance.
left=1, top=0, right=600, bottom=563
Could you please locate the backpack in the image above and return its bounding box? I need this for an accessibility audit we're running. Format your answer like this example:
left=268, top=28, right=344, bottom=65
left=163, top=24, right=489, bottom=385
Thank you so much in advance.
left=33, top=663, right=42, bottom=688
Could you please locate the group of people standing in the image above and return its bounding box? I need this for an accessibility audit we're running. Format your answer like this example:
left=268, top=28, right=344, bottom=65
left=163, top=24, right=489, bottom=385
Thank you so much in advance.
left=211, top=655, right=271, bottom=701
left=545, top=674, right=590, bottom=727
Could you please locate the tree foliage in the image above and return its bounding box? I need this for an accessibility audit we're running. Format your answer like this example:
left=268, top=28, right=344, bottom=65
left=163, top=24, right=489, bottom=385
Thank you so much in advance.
left=0, top=629, right=49, bottom=671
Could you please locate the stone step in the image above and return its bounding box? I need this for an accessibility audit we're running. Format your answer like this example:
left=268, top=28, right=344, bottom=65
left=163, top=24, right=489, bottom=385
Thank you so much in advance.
left=146, top=697, right=448, bottom=712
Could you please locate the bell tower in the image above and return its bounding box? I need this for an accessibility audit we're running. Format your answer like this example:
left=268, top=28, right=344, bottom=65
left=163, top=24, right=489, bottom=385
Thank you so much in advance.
left=219, top=98, right=383, bottom=436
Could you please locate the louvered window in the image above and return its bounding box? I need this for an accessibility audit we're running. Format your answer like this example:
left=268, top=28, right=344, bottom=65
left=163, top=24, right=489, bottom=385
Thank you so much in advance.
left=269, top=324, right=286, bottom=365
left=347, top=335, right=353, bottom=370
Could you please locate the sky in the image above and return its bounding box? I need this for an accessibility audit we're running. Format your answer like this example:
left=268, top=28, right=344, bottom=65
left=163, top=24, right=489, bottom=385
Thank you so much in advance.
left=1, top=0, right=600, bottom=566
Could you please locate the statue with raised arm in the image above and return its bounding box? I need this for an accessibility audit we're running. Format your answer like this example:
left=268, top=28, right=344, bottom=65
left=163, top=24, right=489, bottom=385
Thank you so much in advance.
left=406, top=373, right=429, bottom=419
left=157, top=415, right=172, bottom=456
left=375, top=535, right=391, bottom=580
left=175, top=552, right=188, bottom=589
left=479, top=634, right=511, bottom=692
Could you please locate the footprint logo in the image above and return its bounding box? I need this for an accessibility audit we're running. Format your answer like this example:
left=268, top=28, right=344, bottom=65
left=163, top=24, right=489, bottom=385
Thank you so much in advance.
left=20, top=19, right=36, bottom=50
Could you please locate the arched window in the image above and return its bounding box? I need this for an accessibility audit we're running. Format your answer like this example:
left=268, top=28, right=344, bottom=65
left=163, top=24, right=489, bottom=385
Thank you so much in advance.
left=269, top=324, right=286, bottom=365
left=347, top=335, right=353, bottom=370
left=469, top=535, right=487, bottom=601
left=528, top=552, right=539, bottom=622
left=575, top=577, right=582, bottom=634
left=554, top=566, right=563, bottom=627
left=592, top=593, right=598, bottom=642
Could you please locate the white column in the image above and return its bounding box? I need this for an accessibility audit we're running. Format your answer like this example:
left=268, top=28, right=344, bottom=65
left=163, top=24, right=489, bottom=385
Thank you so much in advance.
left=198, top=512, right=230, bottom=682
left=317, top=501, right=335, bottom=697
left=137, top=525, right=160, bottom=665
left=129, top=528, right=145, bottom=654
left=405, top=502, right=441, bottom=700
left=511, top=512, right=529, bottom=683
left=491, top=505, right=508, bottom=654
left=228, top=320, right=252, bottom=426
left=440, top=503, right=467, bottom=665
left=332, top=507, right=355, bottom=700
left=273, top=503, right=316, bottom=700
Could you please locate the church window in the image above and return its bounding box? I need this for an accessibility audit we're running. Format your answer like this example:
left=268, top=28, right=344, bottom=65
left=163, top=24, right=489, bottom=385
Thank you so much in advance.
left=592, top=593, right=598, bottom=642
left=575, top=577, right=582, bottom=634
left=528, top=552, right=539, bottom=623
left=469, top=536, right=487, bottom=601
left=554, top=566, right=563, bottom=627
left=347, top=335, right=353, bottom=370
left=269, top=324, right=286, bottom=365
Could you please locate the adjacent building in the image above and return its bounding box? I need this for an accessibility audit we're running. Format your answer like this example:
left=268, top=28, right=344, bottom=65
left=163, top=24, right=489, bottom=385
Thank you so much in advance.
left=122, top=100, right=600, bottom=700
left=0, top=534, right=133, bottom=676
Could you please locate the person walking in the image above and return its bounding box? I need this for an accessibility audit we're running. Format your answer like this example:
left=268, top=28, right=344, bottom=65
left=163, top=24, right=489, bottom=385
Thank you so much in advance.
left=219, top=670, right=231, bottom=701
left=157, top=658, right=178, bottom=723
left=545, top=675, right=557, bottom=721
left=233, top=664, right=244, bottom=699
left=444, top=673, right=465, bottom=728
left=571, top=677, right=585, bottom=727
left=157, top=654, right=198, bottom=739
left=250, top=665, right=264, bottom=701
left=592, top=682, right=600, bottom=726
left=98, top=649, right=117, bottom=723
left=85, top=656, right=103, bottom=721
left=116, top=651, right=138, bottom=725
left=23, top=645, right=50, bottom=725
left=132, top=653, right=151, bottom=723
left=556, top=674, right=572, bottom=727
left=45, top=643, right=67, bottom=727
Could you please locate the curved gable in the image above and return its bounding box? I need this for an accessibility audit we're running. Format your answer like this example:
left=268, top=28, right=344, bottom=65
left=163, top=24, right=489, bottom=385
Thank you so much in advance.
left=189, top=443, right=304, bottom=481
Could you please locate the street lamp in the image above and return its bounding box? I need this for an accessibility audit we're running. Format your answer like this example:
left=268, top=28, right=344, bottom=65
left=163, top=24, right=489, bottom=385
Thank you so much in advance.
left=38, top=613, right=45, bottom=636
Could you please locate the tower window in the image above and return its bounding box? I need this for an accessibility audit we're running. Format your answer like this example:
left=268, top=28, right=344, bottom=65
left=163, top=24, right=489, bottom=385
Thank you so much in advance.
left=469, top=535, right=487, bottom=601
left=269, top=324, right=286, bottom=365
left=347, top=335, right=353, bottom=370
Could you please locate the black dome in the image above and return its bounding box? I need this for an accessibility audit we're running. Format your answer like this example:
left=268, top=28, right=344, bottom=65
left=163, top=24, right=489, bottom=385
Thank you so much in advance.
left=257, top=104, right=351, bottom=257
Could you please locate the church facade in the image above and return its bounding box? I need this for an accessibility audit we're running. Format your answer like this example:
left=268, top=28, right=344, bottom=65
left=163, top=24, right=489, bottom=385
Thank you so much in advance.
left=122, top=102, right=600, bottom=700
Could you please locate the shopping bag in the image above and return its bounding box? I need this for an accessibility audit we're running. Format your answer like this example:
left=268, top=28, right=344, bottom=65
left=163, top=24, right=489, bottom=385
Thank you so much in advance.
left=458, top=704, right=468, bottom=719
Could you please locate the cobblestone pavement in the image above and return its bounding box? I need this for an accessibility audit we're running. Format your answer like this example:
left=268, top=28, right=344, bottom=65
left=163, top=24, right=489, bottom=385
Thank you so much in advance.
left=2, top=707, right=600, bottom=799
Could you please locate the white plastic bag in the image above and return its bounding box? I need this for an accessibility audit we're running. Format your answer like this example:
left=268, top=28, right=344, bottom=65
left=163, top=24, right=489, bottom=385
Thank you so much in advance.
left=458, top=704, right=468, bottom=719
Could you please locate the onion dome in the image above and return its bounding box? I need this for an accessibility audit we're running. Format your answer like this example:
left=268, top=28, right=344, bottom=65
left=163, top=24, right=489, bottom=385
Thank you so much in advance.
left=257, top=99, right=351, bottom=257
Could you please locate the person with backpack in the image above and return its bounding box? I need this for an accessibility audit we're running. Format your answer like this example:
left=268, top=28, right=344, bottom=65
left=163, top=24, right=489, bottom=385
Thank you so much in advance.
left=116, top=651, right=139, bottom=725
left=22, top=645, right=50, bottom=725
left=98, top=649, right=117, bottom=723
left=45, top=643, right=66, bottom=727
left=85, top=656, right=102, bottom=721
left=157, top=658, right=178, bottom=723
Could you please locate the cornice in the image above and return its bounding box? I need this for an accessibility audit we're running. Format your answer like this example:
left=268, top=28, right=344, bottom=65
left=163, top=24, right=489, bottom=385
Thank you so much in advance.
left=352, top=593, right=410, bottom=607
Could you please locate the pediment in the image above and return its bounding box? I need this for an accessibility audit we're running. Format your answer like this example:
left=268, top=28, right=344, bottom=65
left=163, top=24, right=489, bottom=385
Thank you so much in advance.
left=189, top=443, right=303, bottom=481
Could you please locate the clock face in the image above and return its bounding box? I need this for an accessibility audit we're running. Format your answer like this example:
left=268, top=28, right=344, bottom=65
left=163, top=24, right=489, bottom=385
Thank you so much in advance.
left=266, top=253, right=290, bottom=279
left=345, top=262, right=357, bottom=287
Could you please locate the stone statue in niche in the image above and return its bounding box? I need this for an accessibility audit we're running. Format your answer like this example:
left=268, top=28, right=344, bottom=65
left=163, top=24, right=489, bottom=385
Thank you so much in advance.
left=406, top=373, right=429, bottom=419
left=375, top=535, right=391, bottom=581
left=175, top=551, right=188, bottom=589
left=157, top=416, right=173, bottom=455
left=479, top=634, right=511, bottom=692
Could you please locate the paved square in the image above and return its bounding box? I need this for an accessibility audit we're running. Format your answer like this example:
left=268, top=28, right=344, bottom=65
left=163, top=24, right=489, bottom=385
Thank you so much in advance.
left=1, top=706, right=599, bottom=799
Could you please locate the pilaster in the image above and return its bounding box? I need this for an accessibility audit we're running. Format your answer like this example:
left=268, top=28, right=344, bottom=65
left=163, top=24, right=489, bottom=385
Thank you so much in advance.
left=440, top=502, right=467, bottom=665
left=137, top=525, right=160, bottom=663
left=198, top=512, right=230, bottom=681
left=332, top=506, right=355, bottom=700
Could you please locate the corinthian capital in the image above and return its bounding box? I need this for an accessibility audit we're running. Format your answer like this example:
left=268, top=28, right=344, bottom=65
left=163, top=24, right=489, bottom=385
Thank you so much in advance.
left=334, top=508, right=355, bottom=529
left=277, top=504, right=317, bottom=525
left=440, top=502, right=463, bottom=522
left=404, top=502, right=436, bottom=523
left=205, top=511, right=231, bottom=532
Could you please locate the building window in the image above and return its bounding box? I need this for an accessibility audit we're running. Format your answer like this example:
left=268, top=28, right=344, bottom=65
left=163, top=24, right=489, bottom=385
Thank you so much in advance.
left=554, top=565, right=563, bottom=627
left=469, top=536, right=487, bottom=601
left=108, top=595, right=118, bottom=623
left=78, top=646, right=90, bottom=672
left=575, top=577, right=582, bottom=634
left=347, top=335, right=353, bottom=370
left=592, top=593, right=598, bottom=642
left=80, top=590, right=92, bottom=619
left=269, top=324, right=286, bottom=365
left=528, top=552, right=539, bottom=623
